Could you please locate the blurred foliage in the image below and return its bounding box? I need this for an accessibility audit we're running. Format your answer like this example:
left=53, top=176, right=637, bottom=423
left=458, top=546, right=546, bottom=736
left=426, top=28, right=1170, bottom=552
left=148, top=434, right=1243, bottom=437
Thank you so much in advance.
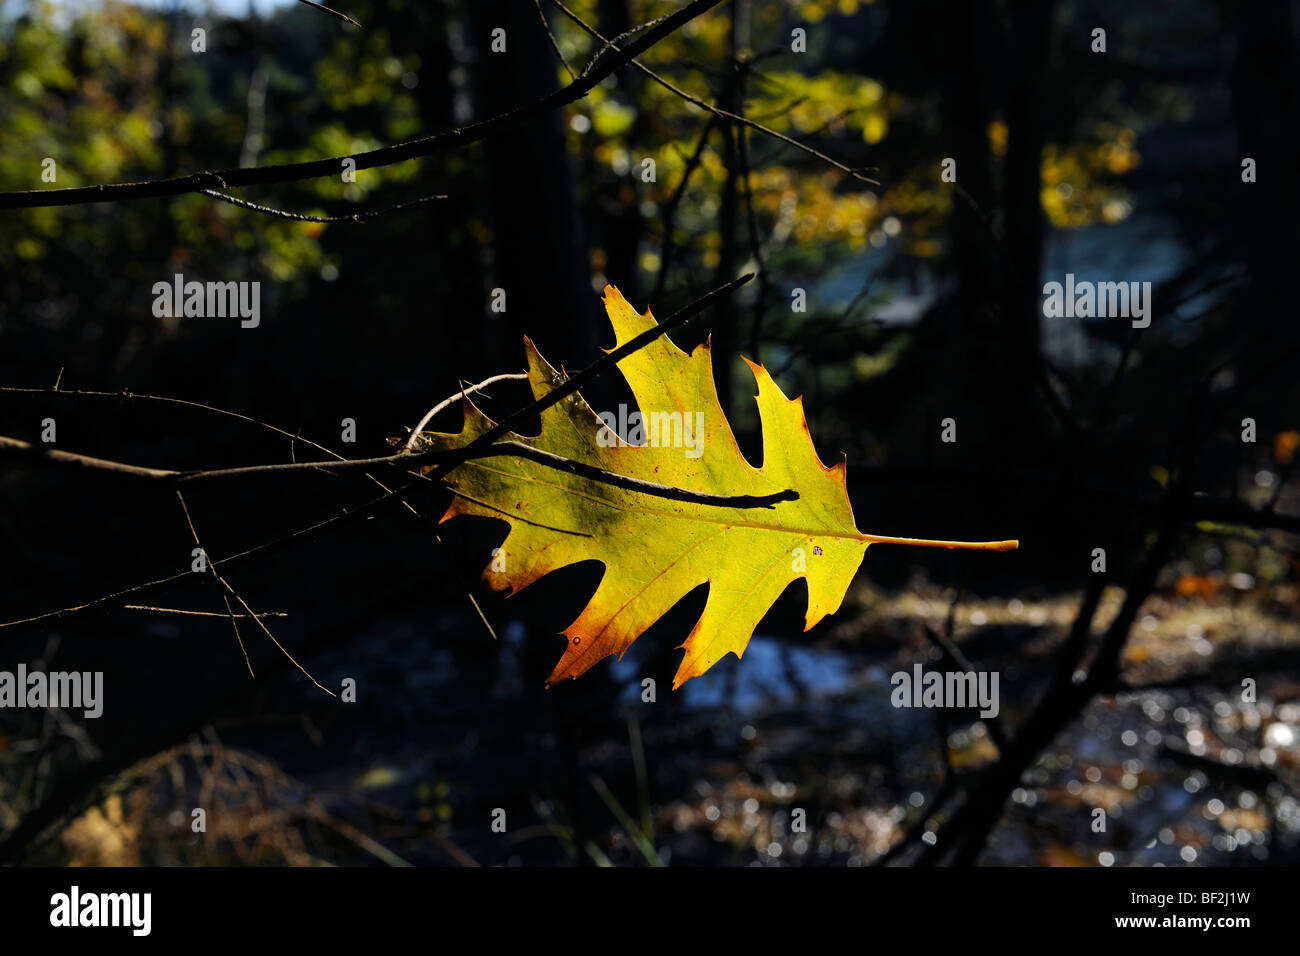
left=0, top=0, right=1148, bottom=359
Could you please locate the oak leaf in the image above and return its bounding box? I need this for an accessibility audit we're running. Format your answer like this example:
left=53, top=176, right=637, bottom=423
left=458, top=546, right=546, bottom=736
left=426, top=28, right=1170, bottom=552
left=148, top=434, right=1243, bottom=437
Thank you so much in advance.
left=418, top=286, right=1015, bottom=688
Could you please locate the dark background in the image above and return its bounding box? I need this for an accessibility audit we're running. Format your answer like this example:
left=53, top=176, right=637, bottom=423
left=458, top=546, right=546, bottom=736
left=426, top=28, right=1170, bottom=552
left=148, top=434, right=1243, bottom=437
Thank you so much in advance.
left=0, top=0, right=1297, bottom=867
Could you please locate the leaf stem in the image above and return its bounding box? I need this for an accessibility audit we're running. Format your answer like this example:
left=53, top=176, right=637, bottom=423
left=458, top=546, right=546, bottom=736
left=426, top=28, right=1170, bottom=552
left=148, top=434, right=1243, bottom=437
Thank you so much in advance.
left=860, top=534, right=1019, bottom=551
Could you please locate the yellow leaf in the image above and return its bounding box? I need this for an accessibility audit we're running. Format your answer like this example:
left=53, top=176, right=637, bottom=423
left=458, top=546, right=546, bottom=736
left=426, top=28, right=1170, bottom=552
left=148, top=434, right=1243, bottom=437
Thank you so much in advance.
left=419, top=286, right=1016, bottom=688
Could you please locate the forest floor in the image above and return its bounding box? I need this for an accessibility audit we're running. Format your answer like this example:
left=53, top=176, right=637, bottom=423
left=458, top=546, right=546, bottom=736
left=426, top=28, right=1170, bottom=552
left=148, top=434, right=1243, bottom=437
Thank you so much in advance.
left=29, top=574, right=1300, bottom=868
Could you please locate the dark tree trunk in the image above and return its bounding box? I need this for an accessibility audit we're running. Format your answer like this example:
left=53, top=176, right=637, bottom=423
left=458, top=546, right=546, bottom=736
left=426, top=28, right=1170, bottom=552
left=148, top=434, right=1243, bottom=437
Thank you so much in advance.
left=983, top=0, right=1056, bottom=464
left=940, top=0, right=996, bottom=329
left=470, top=0, right=598, bottom=372
left=1002, top=0, right=1054, bottom=384
left=1230, top=0, right=1300, bottom=356
left=596, top=0, right=647, bottom=307
left=710, top=4, right=742, bottom=419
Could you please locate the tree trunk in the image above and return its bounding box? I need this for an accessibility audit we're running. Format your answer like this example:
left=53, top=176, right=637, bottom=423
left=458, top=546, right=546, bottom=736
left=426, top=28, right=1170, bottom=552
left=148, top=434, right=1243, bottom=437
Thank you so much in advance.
left=470, top=0, right=597, bottom=372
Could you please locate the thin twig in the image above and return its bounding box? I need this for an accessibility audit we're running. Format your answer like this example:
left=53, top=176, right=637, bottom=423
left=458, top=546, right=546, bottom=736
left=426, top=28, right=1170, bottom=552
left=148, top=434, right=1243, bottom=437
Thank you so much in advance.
left=120, top=605, right=287, bottom=619
left=404, top=372, right=529, bottom=452
left=652, top=113, right=721, bottom=302
left=549, top=1, right=878, bottom=186
left=0, top=487, right=405, bottom=634
left=201, top=189, right=447, bottom=223
left=466, top=594, right=497, bottom=641
left=0, top=385, right=344, bottom=464
left=533, top=0, right=577, bottom=80
left=296, top=0, right=360, bottom=28
left=175, top=489, right=334, bottom=697
left=221, top=594, right=256, bottom=678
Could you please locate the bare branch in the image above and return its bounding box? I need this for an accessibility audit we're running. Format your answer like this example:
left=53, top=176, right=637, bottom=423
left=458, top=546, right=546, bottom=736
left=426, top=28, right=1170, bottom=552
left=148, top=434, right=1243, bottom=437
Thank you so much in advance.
left=405, top=372, right=529, bottom=452
left=0, top=274, right=753, bottom=634
left=0, top=428, right=797, bottom=509
left=221, top=593, right=256, bottom=678
left=200, top=189, right=447, bottom=223
left=0, top=434, right=175, bottom=479
left=0, top=487, right=404, bottom=634
left=296, top=0, right=361, bottom=29
left=652, top=113, right=721, bottom=302
left=120, top=605, right=287, bottom=619
left=549, top=0, right=878, bottom=186
left=176, top=489, right=335, bottom=697
left=533, top=0, right=578, bottom=80
left=0, top=278, right=780, bottom=510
